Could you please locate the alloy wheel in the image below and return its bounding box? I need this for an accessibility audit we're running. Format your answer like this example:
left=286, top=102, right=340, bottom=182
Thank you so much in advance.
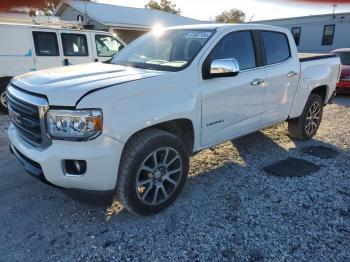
left=136, top=147, right=183, bottom=206
left=305, top=101, right=321, bottom=135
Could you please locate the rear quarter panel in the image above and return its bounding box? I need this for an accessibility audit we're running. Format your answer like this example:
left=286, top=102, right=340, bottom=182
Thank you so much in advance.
left=289, top=56, right=340, bottom=118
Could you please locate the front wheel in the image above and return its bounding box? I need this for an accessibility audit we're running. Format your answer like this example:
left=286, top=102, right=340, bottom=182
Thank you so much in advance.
left=115, top=129, right=189, bottom=216
left=288, top=94, right=324, bottom=140
left=0, top=85, right=8, bottom=113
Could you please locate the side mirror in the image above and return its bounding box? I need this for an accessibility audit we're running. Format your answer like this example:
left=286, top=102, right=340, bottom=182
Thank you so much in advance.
left=118, top=45, right=124, bottom=52
left=205, top=58, right=240, bottom=79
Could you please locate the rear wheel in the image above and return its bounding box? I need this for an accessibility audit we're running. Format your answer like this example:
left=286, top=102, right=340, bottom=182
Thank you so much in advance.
left=288, top=94, right=323, bottom=140
left=0, top=85, right=7, bottom=113
left=115, top=129, right=189, bottom=216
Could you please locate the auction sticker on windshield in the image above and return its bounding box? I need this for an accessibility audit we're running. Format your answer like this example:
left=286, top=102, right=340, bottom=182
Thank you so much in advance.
left=184, top=32, right=212, bottom=39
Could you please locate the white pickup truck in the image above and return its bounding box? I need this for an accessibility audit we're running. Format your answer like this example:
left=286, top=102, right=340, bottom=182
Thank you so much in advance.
left=7, top=24, right=340, bottom=215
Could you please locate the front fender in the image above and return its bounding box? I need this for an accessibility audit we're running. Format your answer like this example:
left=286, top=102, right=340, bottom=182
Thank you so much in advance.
left=77, top=75, right=200, bottom=145
left=105, top=88, right=199, bottom=143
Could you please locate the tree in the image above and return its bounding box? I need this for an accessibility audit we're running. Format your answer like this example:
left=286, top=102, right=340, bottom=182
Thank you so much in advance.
left=38, top=0, right=92, bottom=15
left=215, top=9, right=245, bottom=24
left=145, top=0, right=181, bottom=15
left=38, top=0, right=61, bottom=15
left=0, top=0, right=91, bottom=15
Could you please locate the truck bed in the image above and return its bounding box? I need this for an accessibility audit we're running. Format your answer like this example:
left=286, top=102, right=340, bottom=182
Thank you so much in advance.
left=299, top=53, right=337, bottom=62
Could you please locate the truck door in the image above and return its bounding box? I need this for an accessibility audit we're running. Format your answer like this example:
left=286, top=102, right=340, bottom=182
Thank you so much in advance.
left=259, top=31, right=300, bottom=123
left=59, top=31, right=93, bottom=66
left=200, top=31, right=266, bottom=146
left=31, top=29, right=63, bottom=70
left=90, top=33, right=125, bottom=62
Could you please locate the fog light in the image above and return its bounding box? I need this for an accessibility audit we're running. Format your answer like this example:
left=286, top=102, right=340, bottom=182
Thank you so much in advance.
left=64, top=160, right=87, bottom=175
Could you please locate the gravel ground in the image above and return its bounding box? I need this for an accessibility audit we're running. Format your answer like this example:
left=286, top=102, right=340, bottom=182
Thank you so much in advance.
left=0, top=114, right=10, bottom=136
left=0, top=96, right=349, bottom=261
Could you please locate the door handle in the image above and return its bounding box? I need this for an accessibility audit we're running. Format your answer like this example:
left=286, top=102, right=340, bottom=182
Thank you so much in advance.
left=250, top=79, right=265, bottom=86
left=287, top=71, right=298, bottom=78
left=63, top=58, right=69, bottom=66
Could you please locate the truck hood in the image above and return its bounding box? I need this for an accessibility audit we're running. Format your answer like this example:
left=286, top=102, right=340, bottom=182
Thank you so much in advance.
left=11, top=63, right=165, bottom=106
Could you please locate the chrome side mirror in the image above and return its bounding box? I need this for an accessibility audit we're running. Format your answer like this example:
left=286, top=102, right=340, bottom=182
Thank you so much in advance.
left=208, top=58, right=240, bottom=78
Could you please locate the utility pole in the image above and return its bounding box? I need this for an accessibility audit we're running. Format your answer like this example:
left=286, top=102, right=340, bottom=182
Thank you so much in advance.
left=84, top=0, right=87, bottom=26
left=333, top=3, right=337, bottom=19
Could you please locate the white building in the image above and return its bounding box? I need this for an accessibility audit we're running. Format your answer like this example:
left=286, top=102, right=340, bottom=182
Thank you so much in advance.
left=256, top=12, right=350, bottom=53
left=53, top=0, right=203, bottom=43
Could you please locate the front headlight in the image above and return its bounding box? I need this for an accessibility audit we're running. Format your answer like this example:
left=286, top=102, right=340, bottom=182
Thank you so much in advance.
left=47, top=109, right=103, bottom=140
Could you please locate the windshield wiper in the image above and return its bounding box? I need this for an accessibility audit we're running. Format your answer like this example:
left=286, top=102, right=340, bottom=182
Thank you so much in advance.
left=130, top=64, right=149, bottom=69
left=128, top=64, right=163, bottom=71
left=103, top=58, right=113, bottom=64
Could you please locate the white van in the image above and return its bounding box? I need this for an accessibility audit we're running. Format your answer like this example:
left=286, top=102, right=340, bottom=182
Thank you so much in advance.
left=0, top=22, right=125, bottom=111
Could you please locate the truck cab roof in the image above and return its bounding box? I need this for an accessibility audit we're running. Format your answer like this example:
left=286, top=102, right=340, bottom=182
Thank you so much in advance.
left=164, top=23, right=290, bottom=33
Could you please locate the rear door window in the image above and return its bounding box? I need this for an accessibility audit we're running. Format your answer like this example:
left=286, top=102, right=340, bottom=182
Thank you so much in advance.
left=32, top=31, right=59, bottom=56
left=261, top=31, right=291, bottom=65
left=291, top=27, right=301, bottom=46
left=61, top=33, right=88, bottom=56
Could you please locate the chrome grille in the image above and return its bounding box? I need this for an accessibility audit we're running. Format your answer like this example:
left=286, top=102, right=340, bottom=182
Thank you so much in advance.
left=7, top=84, right=50, bottom=147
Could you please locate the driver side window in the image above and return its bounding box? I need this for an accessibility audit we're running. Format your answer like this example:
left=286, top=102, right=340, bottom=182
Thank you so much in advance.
left=210, top=31, right=256, bottom=70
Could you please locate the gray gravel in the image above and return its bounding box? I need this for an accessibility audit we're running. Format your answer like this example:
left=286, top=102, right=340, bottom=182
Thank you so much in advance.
left=0, top=114, right=10, bottom=136
left=0, top=96, right=349, bottom=261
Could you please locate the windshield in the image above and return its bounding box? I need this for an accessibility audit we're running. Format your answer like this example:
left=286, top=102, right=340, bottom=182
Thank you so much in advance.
left=111, top=29, right=215, bottom=71
left=338, top=52, right=350, bottom=65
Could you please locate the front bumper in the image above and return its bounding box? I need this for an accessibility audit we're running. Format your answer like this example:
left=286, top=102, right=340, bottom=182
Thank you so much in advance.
left=8, top=124, right=124, bottom=191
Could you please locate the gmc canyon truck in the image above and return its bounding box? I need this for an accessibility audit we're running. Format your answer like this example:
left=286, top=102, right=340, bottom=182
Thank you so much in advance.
left=7, top=24, right=340, bottom=215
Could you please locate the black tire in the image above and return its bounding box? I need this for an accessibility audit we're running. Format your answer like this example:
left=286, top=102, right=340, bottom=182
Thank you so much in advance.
left=115, top=129, right=189, bottom=216
left=288, top=94, right=324, bottom=140
left=0, top=85, right=8, bottom=113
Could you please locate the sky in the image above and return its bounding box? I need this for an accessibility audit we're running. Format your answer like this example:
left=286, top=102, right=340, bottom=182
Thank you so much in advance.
left=98, top=0, right=350, bottom=21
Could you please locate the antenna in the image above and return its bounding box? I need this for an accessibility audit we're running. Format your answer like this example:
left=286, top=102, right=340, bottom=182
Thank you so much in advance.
left=249, top=15, right=254, bottom=23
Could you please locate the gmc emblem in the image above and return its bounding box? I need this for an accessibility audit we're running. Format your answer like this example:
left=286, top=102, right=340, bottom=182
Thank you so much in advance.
left=9, top=108, right=21, bottom=125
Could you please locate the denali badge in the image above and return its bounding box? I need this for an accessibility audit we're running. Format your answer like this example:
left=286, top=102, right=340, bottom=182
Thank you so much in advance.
left=206, top=119, right=224, bottom=127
